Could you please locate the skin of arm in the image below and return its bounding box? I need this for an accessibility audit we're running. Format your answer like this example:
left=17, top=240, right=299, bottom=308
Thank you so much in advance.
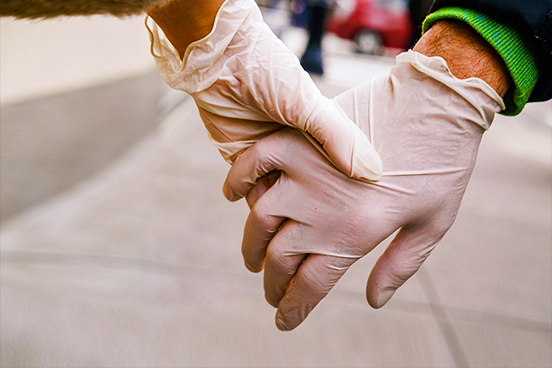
left=413, top=19, right=512, bottom=98
left=146, top=0, right=225, bottom=60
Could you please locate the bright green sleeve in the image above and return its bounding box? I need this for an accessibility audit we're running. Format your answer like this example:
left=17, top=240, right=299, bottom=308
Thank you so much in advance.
left=423, top=7, right=540, bottom=116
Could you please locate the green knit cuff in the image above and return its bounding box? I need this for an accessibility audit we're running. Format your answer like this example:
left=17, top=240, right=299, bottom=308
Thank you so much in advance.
left=422, top=7, right=540, bottom=116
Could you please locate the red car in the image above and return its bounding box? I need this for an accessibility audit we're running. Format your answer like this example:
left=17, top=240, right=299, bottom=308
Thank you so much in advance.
left=327, top=0, right=414, bottom=54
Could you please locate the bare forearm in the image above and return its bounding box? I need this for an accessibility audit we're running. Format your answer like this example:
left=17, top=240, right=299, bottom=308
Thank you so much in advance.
left=413, top=20, right=512, bottom=97
left=146, top=0, right=225, bottom=59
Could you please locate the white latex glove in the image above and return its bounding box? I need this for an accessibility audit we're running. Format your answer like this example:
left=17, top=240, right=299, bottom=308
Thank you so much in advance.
left=223, top=51, right=504, bottom=330
left=146, top=0, right=381, bottom=181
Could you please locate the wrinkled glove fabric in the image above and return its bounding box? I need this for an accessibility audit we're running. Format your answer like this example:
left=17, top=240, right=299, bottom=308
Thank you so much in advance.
left=224, top=50, right=504, bottom=330
left=147, top=0, right=382, bottom=181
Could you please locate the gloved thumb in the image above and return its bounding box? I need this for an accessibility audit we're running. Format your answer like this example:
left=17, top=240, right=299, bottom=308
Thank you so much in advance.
left=303, top=98, right=382, bottom=182
left=366, top=225, right=444, bottom=308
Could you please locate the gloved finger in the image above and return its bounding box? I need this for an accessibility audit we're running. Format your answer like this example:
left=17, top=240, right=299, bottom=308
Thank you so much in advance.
left=262, top=216, right=390, bottom=309
left=223, top=129, right=301, bottom=202
left=223, top=139, right=279, bottom=202
left=245, top=171, right=281, bottom=209
left=303, top=99, right=383, bottom=182
left=241, top=191, right=287, bottom=273
left=366, top=224, right=445, bottom=309
left=275, top=254, right=355, bottom=331
left=262, top=220, right=308, bottom=308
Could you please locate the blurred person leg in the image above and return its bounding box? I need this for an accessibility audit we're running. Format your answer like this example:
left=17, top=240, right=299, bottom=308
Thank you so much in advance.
left=300, top=0, right=331, bottom=75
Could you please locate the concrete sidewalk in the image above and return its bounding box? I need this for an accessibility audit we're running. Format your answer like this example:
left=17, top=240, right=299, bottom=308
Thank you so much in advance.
left=1, top=27, right=551, bottom=368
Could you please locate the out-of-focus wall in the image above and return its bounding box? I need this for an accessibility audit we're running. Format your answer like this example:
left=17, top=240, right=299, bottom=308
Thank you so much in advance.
left=1, top=15, right=154, bottom=105
left=1, top=15, right=173, bottom=221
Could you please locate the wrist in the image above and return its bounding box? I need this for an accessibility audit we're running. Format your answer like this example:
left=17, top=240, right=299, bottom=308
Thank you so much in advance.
left=421, top=8, right=540, bottom=116
left=413, top=19, right=512, bottom=98
left=147, top=0, right=225, bottom=59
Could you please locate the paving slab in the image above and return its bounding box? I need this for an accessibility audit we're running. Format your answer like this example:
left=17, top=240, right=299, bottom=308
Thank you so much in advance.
left=1, top=261, right=454, bottom=367
left=452, top=321, right=552, bottom=368
left=2, top=98, right=453, bottom=367
left=0, top=71, right=170, bottom=221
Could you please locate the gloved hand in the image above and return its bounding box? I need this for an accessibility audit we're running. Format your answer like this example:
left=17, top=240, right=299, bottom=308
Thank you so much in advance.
left=146, top=0, right=382, bottom=181
left=223, top=51, right=504, bottom=330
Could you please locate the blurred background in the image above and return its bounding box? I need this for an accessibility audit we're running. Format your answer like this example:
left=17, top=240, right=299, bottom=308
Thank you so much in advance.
left=1, top=1, right=551, bottom=366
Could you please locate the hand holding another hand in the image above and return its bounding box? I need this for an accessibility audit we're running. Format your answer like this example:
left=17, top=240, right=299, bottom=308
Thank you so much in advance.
left=223, top=51, right=504, bottom=330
